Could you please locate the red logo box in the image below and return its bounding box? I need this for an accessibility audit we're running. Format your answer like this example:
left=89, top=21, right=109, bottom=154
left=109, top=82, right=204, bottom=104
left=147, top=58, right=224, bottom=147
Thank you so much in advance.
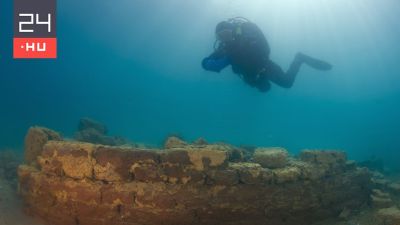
left=13, top=38, right=57, bottom=58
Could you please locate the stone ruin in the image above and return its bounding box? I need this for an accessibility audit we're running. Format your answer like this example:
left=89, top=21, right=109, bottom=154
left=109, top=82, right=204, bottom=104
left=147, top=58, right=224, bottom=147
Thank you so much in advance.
left=18, top=127, right=372, bottom=225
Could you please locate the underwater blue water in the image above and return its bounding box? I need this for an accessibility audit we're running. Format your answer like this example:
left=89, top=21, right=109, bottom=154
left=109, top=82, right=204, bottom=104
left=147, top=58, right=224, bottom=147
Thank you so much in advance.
left=0, top=0, right=399, bottom=169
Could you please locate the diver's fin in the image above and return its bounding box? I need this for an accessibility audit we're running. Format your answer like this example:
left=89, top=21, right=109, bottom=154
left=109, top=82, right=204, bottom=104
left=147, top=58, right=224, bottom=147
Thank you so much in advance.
left=297, top=52, right=332, bottom=71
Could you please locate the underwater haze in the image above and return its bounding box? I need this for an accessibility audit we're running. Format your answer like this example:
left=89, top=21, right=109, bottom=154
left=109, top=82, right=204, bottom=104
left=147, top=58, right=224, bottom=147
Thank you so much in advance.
left=0, top=0, right=399, bottom=169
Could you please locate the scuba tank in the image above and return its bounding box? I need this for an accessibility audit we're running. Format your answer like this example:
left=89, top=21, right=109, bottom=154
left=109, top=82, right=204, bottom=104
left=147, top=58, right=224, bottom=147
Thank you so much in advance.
left=227, top=17, right=251, bottom=29
left=214, top=17, right=251, bottom=51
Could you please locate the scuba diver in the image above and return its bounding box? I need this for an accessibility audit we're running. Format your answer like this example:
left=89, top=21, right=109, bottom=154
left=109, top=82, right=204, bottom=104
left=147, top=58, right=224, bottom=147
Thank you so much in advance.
left=202, top=17, right=332, bottom=92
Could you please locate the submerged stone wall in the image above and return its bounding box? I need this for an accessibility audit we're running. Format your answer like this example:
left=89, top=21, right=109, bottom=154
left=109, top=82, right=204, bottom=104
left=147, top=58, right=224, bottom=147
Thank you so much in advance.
left=18, top=130, right=372, bottom=225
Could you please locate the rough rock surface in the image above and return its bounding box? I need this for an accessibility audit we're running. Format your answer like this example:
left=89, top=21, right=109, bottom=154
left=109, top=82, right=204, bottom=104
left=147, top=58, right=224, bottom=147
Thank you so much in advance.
left=164, top=136, right=187, bottom=149
left=192, top=137, right=208, bottom=145
left=300, top=150, right=347, bottom=165
left=24, top=126, right=62, bottom=165
left=371, top=189, right=394, bottom=208
left=18, top=132, right=372, bottom=225
left=377, top=207, right=400, bottom=225
left=253, top=147, right=288, bottom=169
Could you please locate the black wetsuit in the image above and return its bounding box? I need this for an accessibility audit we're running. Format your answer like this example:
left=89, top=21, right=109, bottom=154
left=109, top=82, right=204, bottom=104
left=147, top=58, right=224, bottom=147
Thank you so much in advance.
left=203, top=22, right=272, bottom=91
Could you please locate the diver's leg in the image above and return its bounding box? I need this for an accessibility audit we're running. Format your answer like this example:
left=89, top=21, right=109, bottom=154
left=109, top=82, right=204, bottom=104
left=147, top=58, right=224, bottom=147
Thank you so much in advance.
left=266, top=53, right=332, bottom=89
left=241, top=74, right=257, bottom=88
left=240, top=73, right=271, bottom=92
left=296, top=52, right=332, bottom=71
left=255, top=75, right=271, bottom=92
left=265, top=59, right=298, bottom=88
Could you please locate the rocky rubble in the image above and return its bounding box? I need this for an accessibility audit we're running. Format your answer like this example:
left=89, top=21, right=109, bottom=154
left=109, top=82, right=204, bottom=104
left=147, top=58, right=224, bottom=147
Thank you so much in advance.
left=0, top=150, right=21, bottom=183
left=377, top=207, right=400, bottom=225
left=18, top=127, right=372, bottom=225
left=365, top=170, right=400, bottom=225
left=74, top=117, right=126, bottom=146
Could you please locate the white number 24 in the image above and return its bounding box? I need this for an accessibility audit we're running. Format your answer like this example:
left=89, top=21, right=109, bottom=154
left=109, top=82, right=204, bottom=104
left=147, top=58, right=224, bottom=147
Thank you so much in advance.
left=19, top=13, right=51, bottom=33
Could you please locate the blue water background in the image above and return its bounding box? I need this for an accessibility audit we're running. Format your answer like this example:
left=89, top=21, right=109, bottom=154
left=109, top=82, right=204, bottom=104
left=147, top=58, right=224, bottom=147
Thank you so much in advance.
left=1, top=0, right=399, bottom=169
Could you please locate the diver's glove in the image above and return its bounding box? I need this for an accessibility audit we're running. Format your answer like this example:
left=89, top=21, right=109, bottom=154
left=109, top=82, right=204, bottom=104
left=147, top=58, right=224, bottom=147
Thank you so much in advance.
left=202, top=56, right=230, bottom=72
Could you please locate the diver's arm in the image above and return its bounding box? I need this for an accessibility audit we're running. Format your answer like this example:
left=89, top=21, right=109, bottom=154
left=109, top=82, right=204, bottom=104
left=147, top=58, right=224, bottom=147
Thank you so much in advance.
left=202, top=55, right=230, bottom=72
left=202, top=47, right=230, bottom=73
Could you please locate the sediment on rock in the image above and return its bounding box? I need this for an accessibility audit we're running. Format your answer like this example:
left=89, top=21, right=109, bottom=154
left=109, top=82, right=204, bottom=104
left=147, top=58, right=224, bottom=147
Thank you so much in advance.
left=24, top=126, right=62, bottom=165
left=18, top=128, right=372, bottom=225
left=377, top=207, right=400, bottom=225
left=253, top=147, right=288, bottom=169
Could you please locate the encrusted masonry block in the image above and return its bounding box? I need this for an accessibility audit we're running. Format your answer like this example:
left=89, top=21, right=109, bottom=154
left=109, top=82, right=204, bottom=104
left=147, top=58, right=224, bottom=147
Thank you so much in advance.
left=300, top=150, right=347, bottom=165
left=39, top=141, right=95, bottom=179
left=93, top=146, right=159, bottom=182
left=18, top=128, right=372, bottom=225
left=253, top=147, right=288, bottom=169
left=24, top=126, right=62, bottom=165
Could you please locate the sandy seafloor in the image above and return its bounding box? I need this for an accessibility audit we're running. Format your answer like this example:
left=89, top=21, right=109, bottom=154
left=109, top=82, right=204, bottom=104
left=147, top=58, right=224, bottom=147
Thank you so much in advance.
left=0, top=178, right=44, bottom=225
